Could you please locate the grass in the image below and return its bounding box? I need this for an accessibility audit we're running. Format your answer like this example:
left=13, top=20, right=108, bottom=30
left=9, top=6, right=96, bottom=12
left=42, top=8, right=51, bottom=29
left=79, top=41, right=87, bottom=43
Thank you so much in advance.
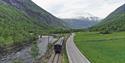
left=62, top=34, right=70, bottom=63
left=62, top=46, right=69, bottom=63
left=75, top=32, right=125, bottom=63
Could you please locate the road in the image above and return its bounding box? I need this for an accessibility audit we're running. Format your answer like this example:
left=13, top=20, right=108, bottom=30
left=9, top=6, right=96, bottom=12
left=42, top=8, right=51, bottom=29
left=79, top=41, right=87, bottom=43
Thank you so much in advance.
left=66, top=33, right=90, bottom=63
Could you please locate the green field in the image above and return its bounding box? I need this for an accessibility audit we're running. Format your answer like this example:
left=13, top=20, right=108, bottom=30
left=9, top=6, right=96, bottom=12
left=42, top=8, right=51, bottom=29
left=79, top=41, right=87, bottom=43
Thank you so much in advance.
left=75, top=32, right=125, bottom=63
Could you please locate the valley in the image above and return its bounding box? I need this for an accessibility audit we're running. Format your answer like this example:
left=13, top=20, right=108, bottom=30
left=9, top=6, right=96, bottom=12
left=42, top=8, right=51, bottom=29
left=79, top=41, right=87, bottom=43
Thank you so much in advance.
left=63, top=17, right=99, bottom=29
left=0, top=0, right=125, bottom=63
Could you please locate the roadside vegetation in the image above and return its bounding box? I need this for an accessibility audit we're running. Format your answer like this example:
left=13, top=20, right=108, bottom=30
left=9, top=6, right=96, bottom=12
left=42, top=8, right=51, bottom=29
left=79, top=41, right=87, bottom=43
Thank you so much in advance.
left=62, top=46, right=69, bottom=63
left=75, top=32, right=125, bottom=63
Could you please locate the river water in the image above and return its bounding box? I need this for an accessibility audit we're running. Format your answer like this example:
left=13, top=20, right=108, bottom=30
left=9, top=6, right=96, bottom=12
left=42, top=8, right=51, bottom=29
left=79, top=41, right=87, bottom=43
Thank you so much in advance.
left=0, top=36, right=56, bottom=63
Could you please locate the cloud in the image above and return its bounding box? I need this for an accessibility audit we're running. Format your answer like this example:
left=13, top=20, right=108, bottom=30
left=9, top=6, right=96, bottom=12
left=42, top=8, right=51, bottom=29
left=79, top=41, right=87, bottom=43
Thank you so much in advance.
left=32, top=0, right=125, bottom=18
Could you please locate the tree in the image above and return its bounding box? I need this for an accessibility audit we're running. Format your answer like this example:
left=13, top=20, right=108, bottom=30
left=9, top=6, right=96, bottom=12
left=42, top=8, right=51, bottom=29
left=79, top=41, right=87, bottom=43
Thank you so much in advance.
left=30, top=42, right=39, bottom=60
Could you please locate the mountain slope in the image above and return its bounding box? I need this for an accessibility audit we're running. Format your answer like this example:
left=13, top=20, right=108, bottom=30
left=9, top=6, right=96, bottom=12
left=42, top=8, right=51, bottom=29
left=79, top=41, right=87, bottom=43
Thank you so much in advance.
left=91, top=4, right=125, bottom=31
left=1, top=0, right=65, bottom=29
left=0, top=0, right=66, bottom=57
left=0, top=0, right=66, bottom=47
left=0, top=3, right=43, bottom=48
left=63, top=17, right=99, bottom=29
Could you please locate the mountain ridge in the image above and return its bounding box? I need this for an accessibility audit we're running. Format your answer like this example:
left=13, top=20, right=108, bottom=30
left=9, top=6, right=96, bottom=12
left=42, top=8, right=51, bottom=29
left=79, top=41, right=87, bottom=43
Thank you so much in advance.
left=0, top=0, right=66, bottom=57
left=63, top=16, right=99, bottom=29
left=1, top=0, right=65, bottom=29
left=91, top=4, right=125, bottom=32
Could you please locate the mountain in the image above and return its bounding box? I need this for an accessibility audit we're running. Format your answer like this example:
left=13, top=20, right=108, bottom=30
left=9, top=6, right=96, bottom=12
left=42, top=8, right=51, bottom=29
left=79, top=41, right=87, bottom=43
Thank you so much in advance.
left=1, top=0, right=65, bottom=29
left=63, top=17, right=99, bottom=29
left=0, top=2, right=42, bottom=50
left=0, top=0, right=66, bottom=56
left=91, top=4, right=125, bottom=31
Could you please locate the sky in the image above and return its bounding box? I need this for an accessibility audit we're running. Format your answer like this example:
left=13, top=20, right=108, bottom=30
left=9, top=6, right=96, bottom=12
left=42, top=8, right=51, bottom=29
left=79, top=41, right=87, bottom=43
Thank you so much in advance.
left=32, top=0, right=125, bottom=18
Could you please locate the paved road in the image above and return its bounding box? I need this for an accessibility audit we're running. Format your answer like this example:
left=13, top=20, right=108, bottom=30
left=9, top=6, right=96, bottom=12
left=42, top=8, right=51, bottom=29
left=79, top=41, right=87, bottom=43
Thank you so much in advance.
left=66, top=33, right=90, bottom=63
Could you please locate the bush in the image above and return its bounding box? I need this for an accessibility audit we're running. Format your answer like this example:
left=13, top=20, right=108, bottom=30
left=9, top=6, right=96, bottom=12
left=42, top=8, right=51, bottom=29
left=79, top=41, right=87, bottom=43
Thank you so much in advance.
left=30, top=43, right=39, bottom=59
left=12, top=59, right=23, bottom=63
left=100, top=30, right=112, bottom=34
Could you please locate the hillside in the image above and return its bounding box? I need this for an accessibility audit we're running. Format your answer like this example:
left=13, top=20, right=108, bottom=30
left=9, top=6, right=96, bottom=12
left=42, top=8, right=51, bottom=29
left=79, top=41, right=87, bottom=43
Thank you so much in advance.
left=91, top=4, right=125, bottom=31
left=0, top=0, right=66, bottom=57
left=63, top=17, right=99, bottom=29
left=0, top=3, right=43, bottom=54
left=1, top=0, right=65, bottom=29
left=0, top=0, right=66, bottom=47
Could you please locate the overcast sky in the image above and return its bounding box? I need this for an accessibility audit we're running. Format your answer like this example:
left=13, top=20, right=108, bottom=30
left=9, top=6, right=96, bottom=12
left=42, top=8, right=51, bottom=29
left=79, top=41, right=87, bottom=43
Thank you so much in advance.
left=32, top=0, right=125, bottom=18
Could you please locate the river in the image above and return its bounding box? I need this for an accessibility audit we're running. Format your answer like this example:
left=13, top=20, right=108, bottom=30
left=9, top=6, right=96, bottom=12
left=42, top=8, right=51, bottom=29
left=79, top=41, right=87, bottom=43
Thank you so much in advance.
left=0, top=36, right=56, bottom=63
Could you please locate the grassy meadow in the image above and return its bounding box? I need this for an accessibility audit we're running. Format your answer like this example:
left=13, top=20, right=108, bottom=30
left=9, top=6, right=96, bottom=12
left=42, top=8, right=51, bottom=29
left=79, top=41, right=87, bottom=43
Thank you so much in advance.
left=75, top=32, right=125, bottom=63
